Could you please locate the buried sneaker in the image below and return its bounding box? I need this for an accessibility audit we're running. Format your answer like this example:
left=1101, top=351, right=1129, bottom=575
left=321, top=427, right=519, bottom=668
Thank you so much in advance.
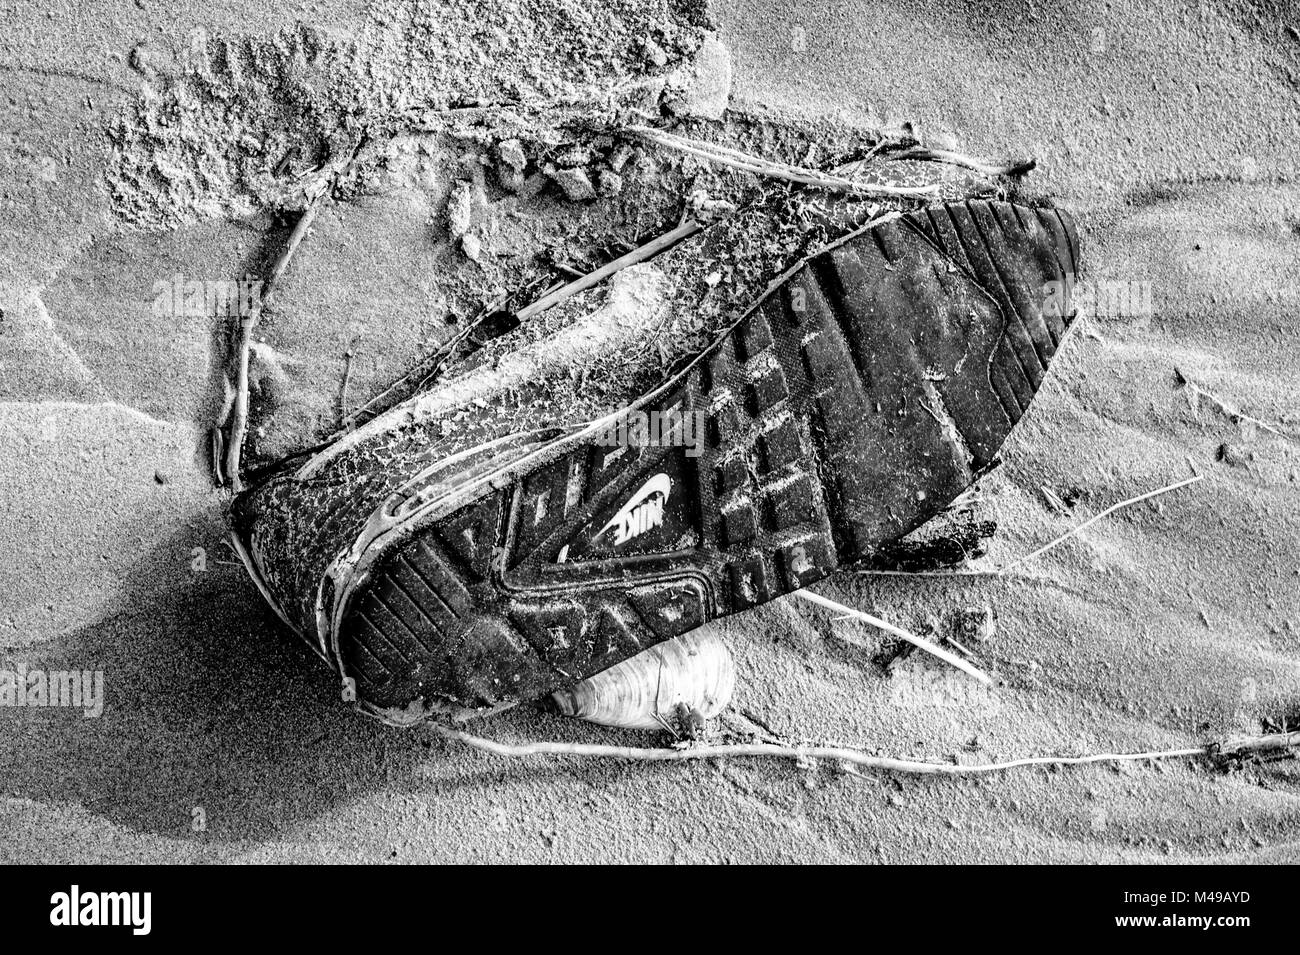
left=230, top=198, right=1079, bottom=725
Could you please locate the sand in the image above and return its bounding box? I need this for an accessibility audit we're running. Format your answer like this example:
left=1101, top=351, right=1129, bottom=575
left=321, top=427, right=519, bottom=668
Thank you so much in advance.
left=2, top=0, right=1299, bottom=863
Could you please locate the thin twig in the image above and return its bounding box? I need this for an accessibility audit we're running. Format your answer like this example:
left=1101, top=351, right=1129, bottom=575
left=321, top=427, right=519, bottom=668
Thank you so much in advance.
left=342, top=326, right=474, bottom=430
left=944, top=635, right=978, bottom=660
left=431, top=724, right=1298, bottom=775
left=624, top=125, right=939, bottom=199
left=220, top=141, right=363, bottom=492
left=514, top=219, right=704, bottom=322
left=858, top=473, right=1204, bottom=580
left=997, top=474, right=1204, bottom=575
left=793, top=589, right=993, bottom=686
left=886, top=145, right=1036, bottom=178
left=860, top=567, right=996, bottom=578
left=338, top=346, right=356, bottom=427
left=1175, top=366, right=1296, bottom=441
left=1041, top=484, right=1069, bottom=514
left=1215, top=731, right=1300, bottom=759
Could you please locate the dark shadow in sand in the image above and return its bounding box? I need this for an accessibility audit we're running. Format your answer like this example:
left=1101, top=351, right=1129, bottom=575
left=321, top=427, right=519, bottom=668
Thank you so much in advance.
left=0, top=523, right=435, bottom=841
left=0, top=520, right=664, bottom=841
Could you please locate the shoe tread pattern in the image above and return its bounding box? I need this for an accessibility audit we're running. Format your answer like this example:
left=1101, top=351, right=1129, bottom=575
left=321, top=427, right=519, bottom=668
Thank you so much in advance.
left=341, top=200, right=1079, bottom=715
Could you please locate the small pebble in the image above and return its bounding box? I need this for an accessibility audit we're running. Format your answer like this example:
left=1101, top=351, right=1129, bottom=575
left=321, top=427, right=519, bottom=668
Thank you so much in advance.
left=446, top=180, right=476, bottom=238
left=497, top=138, right=526, bottom=171
left=1218, top=442, right=1250, bottom=467
left=642, top=37, right=668, bottom=67
left=607, top=144, right=635, bottom=172
left=549, top=167, right=595, bottom=201
left=596, top=169, right=623, bottom=197
left=957, top=606, right=996, bottom=642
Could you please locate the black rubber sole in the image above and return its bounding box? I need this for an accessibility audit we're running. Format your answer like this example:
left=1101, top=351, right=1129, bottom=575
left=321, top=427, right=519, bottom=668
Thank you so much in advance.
left=341, top=200, right=1079, bottom=718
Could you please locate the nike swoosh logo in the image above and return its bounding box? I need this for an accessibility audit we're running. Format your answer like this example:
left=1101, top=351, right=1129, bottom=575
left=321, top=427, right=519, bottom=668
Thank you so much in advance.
left=597, top=473, right=672, bottom=546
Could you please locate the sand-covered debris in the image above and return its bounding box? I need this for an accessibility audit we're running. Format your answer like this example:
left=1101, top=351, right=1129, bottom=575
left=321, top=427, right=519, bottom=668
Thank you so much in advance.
left=105, top=4, right=722, bottom=229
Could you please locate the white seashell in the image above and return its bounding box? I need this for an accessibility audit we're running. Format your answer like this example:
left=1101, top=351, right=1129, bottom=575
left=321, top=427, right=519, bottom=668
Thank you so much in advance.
left=548, top=630, right=735, bottom=731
